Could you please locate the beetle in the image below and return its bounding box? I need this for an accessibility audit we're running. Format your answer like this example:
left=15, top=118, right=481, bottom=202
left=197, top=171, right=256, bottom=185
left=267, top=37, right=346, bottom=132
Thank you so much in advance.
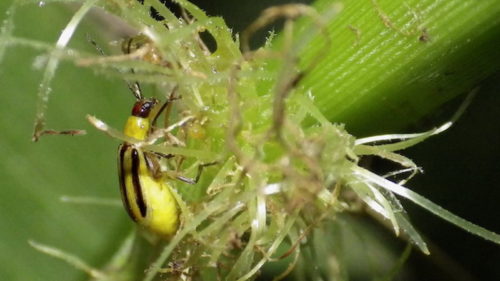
left=116, top=87, right=215, bottom=239
left=118, top=97, right=180, bottom=238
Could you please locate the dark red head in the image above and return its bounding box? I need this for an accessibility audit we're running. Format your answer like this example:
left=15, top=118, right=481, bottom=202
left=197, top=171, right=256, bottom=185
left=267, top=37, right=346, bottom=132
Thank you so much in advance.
left=131, top=99, right=159, bottom=118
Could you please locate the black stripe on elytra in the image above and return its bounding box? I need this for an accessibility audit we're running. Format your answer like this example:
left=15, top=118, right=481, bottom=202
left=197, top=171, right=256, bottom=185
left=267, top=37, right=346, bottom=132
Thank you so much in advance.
left=118, top=145, right=137, bottom=221
left=131, top=148, right=148, bottom=217
left=125, top=37, right=133, bottom=54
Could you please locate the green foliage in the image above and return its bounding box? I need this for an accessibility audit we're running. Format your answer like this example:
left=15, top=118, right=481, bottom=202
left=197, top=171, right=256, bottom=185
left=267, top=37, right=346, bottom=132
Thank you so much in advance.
left=1, top=0, right=499, bottom=281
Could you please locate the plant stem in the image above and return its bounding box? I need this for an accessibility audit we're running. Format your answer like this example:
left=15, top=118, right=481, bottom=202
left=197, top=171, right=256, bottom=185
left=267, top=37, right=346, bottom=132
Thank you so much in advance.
left=296, top=0, right=500, bottom=135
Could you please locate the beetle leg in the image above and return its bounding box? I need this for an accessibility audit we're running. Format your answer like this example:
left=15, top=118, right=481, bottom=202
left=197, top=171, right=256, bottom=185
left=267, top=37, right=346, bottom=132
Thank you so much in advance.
left=175, top=162, right=218, bottom=184
left=144, top=152, right=164, bottom=179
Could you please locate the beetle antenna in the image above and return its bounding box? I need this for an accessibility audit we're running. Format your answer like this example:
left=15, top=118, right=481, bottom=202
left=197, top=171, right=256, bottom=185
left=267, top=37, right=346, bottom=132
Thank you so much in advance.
left=128, top=82, right=143, bottom=100
left=86, top=33, right=143, bottom=101
left=151, top=86, right=179, bottom=127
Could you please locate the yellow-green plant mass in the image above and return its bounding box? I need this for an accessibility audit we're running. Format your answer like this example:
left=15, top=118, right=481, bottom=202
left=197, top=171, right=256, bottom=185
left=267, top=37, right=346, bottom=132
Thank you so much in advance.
left=2, top=0, right=499, bottom=280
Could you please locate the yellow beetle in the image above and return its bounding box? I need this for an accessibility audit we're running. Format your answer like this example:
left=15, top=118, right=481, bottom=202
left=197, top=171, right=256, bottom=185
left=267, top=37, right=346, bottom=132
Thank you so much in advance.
left=118, top=98, right=179, bottom=238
